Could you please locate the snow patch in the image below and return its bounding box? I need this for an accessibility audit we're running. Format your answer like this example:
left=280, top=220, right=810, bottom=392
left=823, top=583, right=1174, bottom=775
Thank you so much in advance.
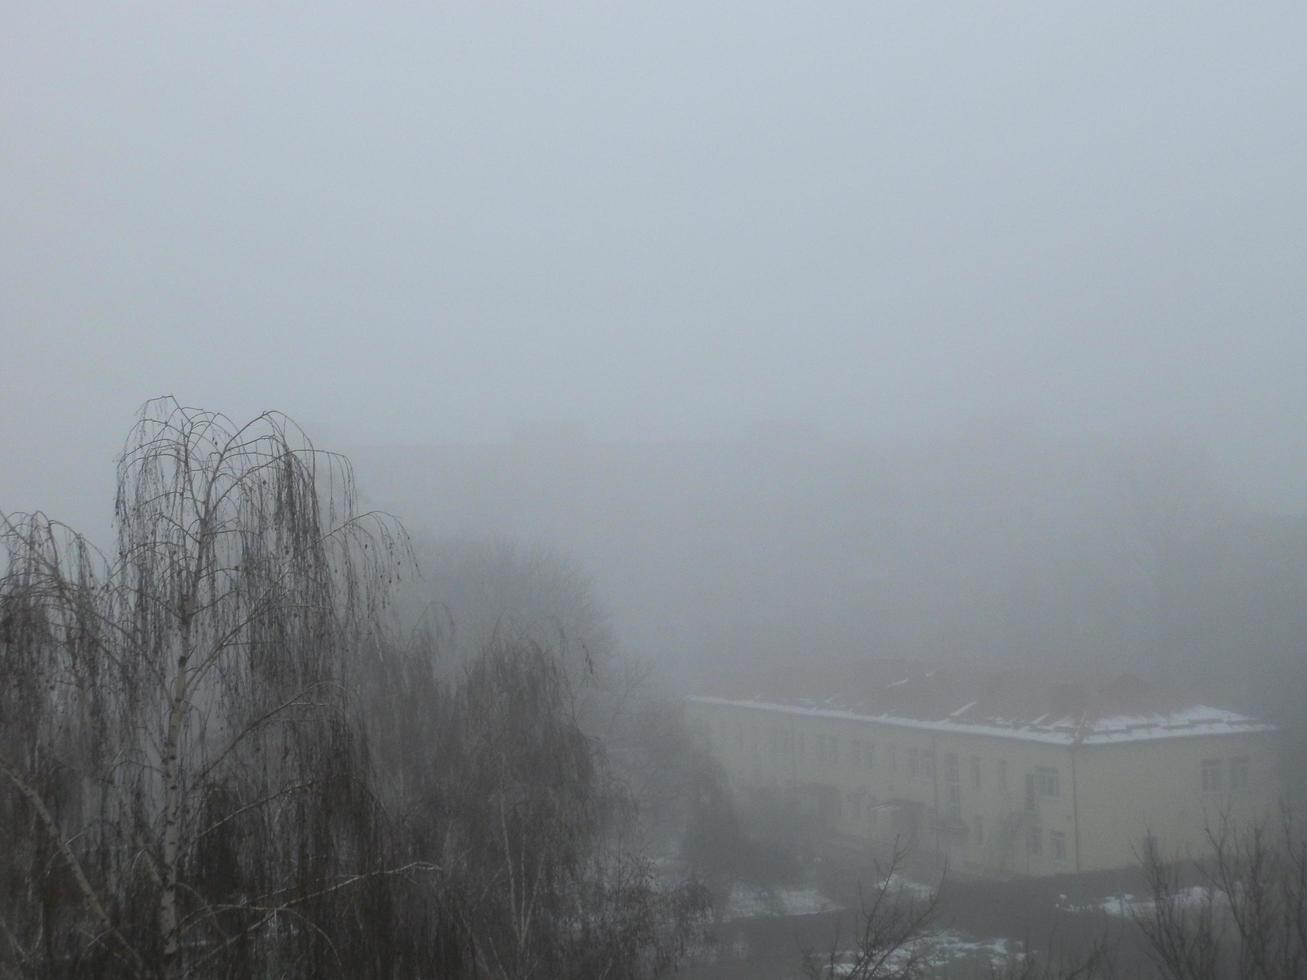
left=816, top=930, right=1020, bottom=976
left=719, top=884, right=842, bottom=923
left=1059, top=885, right=1217, bottom=918
left=876, top=873, right=937, bottom=902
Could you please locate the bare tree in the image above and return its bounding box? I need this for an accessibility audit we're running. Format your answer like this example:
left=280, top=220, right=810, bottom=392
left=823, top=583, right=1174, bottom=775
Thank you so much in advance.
left=801, top=847, right=943, bottom=980
left=0, top=398, right=414, bottom=978
left=1, top=398, right=715, bottom=980
left=1134, top=812, right=1307, bottom=980
left=367, top=637, right=709, bottom=980
left=798, top=848, right=1122, bottom=980
left=990, top=934, right=1117, bottom=980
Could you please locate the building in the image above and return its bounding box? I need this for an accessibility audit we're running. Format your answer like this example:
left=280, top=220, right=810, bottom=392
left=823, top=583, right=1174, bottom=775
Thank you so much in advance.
left=687, top=662, right=1280, bottom=877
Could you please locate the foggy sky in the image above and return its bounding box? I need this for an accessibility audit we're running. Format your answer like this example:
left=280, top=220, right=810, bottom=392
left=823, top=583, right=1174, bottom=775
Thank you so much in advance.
left=4, top=1, right=1307, bottom=536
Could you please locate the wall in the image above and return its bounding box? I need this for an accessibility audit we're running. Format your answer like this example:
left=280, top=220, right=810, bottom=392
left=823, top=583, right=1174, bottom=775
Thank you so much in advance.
left=1073, top=732, right=1281, bottom=872
left=688, top=698, right=1283, bottom=878
left=689, top=699, right=1078, bottom=875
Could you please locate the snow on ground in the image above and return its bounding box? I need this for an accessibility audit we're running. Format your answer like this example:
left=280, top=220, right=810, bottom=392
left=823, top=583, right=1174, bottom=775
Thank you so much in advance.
left=716, top=873, right=935, bottom=922
left=1059, top=885, right=1217, bottom=918
left=816, top=930, right=1020, bottom=977
left=876, top=873, right=936, bottom=902
left=719, top=884, right=842, bottom=922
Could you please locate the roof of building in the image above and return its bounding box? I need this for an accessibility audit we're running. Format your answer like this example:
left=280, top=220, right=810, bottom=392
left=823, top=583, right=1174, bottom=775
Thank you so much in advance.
left=689, top=659, right=1274, bottom=745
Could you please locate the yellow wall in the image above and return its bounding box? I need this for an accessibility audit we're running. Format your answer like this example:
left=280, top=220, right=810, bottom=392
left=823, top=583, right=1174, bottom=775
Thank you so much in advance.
left=1073, top=734, right=1280, bottom=872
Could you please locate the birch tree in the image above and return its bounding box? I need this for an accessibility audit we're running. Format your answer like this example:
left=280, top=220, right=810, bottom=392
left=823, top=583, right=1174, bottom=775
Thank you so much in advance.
left=0, top=398, right=413, bottom=979
left=2, top=397, right=712, bottom=980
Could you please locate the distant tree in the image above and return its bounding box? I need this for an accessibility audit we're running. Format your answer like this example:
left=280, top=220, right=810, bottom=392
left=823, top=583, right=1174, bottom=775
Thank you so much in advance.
left=404, top=535, right=617, bottom=683
left=403, top=534, right=741, bottom=867
left=1113, top=442, right=1224, bottom=676
left=445, top=641, right=705, bottom=976
left=361, top=635, right=710, bottom=979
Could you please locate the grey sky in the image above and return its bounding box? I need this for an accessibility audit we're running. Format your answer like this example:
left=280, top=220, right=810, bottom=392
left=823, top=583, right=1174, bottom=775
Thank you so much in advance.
left=3, top=2, right=1306, bottom=533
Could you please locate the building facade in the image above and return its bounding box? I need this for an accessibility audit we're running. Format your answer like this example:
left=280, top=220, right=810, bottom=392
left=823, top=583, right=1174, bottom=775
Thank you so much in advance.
left=687, top=669, right=1279, bottom=877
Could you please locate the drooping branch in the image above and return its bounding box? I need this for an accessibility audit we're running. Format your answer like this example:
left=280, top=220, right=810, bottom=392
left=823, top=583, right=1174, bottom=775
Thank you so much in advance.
left=180, top=862, right=442, bottom=980
left=0, top=755, right=143, bottom=975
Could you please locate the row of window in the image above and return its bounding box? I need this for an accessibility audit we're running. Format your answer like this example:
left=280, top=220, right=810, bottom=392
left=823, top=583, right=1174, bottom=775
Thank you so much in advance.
left=717, top=721, right=1256, bottom=809
left=1027, top=826, right=1069, bottom=862
left=794, top=780, right=1079, bottom=864
left=1025, top=767, right=1060, bottom=809
left=1201, top=757, right=1249, bottom=793
left=717, top=720, right=1065, bottom=802
left=944, top=752, right=961, bottom=822
left=813, top=789, right=1038, bottom=858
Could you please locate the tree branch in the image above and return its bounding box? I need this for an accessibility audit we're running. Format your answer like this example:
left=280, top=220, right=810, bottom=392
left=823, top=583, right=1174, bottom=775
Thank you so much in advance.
left=0, top=756, right=143, bottom=975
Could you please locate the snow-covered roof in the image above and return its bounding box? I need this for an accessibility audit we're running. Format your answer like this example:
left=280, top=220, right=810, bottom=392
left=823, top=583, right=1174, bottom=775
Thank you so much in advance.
left=688, top=661, right=1274, bottom=745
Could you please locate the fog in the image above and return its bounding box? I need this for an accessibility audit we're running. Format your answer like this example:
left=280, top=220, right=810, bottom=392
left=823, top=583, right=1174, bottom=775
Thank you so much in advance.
left=3, top=5, right=1307, bottom=975
left=5, top=3, right=1307, bottom=521
left=6, top=1, right=1307, bottom=664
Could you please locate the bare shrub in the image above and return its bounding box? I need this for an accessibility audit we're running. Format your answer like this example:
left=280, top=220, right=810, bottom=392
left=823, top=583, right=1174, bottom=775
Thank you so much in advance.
left=1134, top=812, right=1307, bottom=980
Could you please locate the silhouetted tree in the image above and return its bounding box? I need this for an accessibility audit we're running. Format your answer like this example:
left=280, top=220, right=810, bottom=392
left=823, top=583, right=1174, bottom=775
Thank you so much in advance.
left=363, top=637, right=709, bottom=980
left=1, top=398, right=709, bottom=979
left=1134, top=812, right=1307, bottom=980
left=0, top=398, right=414, bottom=978
left=802, top=847, right=944, bottom=980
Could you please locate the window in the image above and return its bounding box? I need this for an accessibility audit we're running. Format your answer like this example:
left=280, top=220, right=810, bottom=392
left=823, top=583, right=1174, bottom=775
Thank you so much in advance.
left=1201, top=758, right=1223, bottom=792
left=797, top=731, right=805, bottom=759
left=945, top=784, right=961, bottom=822
left=1230, top=757, right=1249, bottom=790
left=853, top=738, right=863, bottom=767
left=973, top=815, right=984, bottom=845
left=735, top=722, right=744, bottom=750
left=907, top=748, right=920, bottom=777
left=1027, top=826, right=1042, bottom=856
left=1025, top=773, right=1037, bottom=811
left=970, top=755, right=982, bottom=790
left=815, top=734, right=840, bottom=765
left=1051, top=831, right=1067, bottom=862
left=888, top=744, right=897, bottom=772
left=944, top=753, right=961, bottom=822
left=923, top=749, right=935, bottom=778
left=998, top=759, right=1008, bottom=790
left=864, top=742, right=875, bottom=772
left=1035, top=768, right=1060, bottom=798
